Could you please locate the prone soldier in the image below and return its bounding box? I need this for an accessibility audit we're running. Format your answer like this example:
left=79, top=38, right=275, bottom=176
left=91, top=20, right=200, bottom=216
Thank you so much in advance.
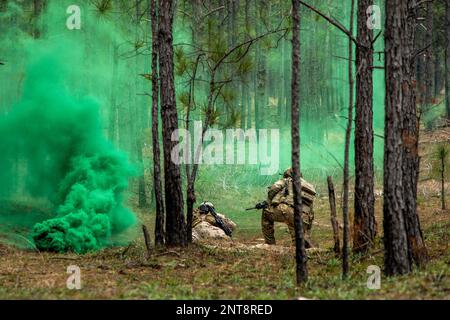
left=192, top=202, right=237, bottom=242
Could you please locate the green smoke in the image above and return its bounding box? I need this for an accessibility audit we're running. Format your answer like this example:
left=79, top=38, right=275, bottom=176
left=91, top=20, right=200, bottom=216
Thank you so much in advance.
left=0, top=2, right=137, bottom=253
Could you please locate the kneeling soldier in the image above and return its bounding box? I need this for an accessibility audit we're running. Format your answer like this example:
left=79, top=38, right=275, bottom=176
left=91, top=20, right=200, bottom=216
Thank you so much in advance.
left=262, top=168, right=316, bottom=247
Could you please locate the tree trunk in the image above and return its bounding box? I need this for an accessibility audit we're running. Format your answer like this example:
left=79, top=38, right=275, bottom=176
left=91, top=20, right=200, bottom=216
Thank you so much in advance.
left=423, top=1, right=434, bottom=106
left=446, top=0, right=450, bottom=121
left=135, top=1, right=147, bottom=209
left=384, top=0, right=427, bottom=276
left=342, top=0, right=355, bottom=279
left=109, top=43, right=119, bottom=144
left=291, top=0, right=308, bottom=285
left=402, top=0, right=428, bottom=268
left=254, top=0, right=261, bottom=130
left=142, top=225, right=153, bottom=257
left=0, top=0, right=7, bottom=12
left=151, top=0, right=165, bottom=247
left=327, top=176, right=340, bottom=256
left=33, top=0, right=44, bottom=39
left=441, top=156, right=446, bottom=210
left=158, top=0, right=186, bottom=246
left=353, top=0, right=376, bottom=254
left=434, top=49, right=441, bottom=98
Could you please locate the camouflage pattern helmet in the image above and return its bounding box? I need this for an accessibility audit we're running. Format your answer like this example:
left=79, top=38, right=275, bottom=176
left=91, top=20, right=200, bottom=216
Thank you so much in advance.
left=283, top=167, right=294, bottom=178
left=198, top=201, right=215, bottom=213
left=282, top=167, right=302, bottom=178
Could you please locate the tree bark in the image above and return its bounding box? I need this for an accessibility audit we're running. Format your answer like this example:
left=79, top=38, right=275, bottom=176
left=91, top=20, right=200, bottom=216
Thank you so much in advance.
left=446, top=0, right=450, bottom=121
left=353, top=0, right=376, bottom=254
left=135, top=0, right=147, bottom=209
left=441, top=156, right=446, bottom=210
left=291, top=0, right=308, bottom=285
left=109, top=43, right=119, bottom=144
left=158, top=0, right=186, bottom=246
left=342, top=0, right=355, bottom=279
left=402, top=0, right=428, bottom=268
left=142, top=224, right=153, bottom=257
left=0, top=0, right=7, bottom=12
left=33, top=0, right=44, bottom=39
left=384, top=0, right=427, bottom=276
left=327, top=176, right=340, bottom=256
left=151, top=0, right=164, bottom=248
left=423, top=1, right=434, bottom=106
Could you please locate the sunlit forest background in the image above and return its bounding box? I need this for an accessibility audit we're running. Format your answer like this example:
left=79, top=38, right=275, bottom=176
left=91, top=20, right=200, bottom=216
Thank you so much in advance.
left=0, top=0, right=448, bottom=232
left=0, top=0, right=387, bottom=192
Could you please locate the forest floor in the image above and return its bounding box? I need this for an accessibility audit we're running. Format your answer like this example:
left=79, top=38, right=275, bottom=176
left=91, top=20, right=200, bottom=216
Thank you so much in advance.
left=0, top=128, right=449, bottom=300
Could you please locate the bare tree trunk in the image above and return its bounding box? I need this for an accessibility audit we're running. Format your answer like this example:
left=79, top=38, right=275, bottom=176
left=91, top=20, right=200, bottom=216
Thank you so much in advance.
left=423, top=1, right=434, bottom=106
left=342, top=0, right=355, bottom=279
left=158, top=0, right=186, bottom=246
left=327, top=176, right=340, bottom=256
left=0, top=0, right=7, bottom=12
left=185, top=55, right=201, bottom=244
left=135, top=0, right=147, bottom=209
left=384, top=0, right=427, bottom=276
left=446, top=0, right=450, bottom=121
left=441, top=156, right=446, bottom=210
left=402, top=0, right=428, bottom=268
left=109, top=43, right=119, bottom=144
left=151, top=0, right=165, bottom=247
left=353, top=0, right=376, bottom=254
left=434, top=49, right=441, bottom=98
left=142, top=225, right=153, bottom=257
left=33, top=0, right=44, bottom=39
left=291, top=0, right=307, bottom=285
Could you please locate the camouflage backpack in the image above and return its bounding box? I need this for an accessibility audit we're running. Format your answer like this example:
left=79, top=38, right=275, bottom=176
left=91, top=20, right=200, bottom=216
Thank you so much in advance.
left=271, top=178, right=317, bottom=209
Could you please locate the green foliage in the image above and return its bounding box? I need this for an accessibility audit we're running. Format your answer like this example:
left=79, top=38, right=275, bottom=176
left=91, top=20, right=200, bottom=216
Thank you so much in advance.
left=175, top=46, right=189, bottom=76
left=431, top=143, right=450, bottom=180
left=178, top=91, right=191, bottom=110
left=434, top=143, right=449, bottom=163
left=93, top=0, right=114, bottom=16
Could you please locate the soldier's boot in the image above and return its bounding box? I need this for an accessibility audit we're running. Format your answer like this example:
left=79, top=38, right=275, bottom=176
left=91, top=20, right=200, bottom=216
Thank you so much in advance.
left=262, top=209, right=276, bottom=245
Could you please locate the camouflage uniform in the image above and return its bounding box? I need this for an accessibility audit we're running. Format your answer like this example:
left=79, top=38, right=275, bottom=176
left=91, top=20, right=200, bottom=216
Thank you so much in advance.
left=192, top=208, right=236, bottom=242
left=262, top=169, right=316, bottom=246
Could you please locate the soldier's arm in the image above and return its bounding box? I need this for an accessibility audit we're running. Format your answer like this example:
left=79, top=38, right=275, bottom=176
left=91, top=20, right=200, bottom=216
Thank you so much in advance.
left=205, top=214, right=217, bottom=226
left=267, top=179, right=285, bottom=202
left=217, top=213, right=237, bottom=231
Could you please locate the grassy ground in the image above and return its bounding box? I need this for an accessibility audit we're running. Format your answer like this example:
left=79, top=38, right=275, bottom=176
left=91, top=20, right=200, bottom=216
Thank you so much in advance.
left=0, top=129, right=448, bottom=300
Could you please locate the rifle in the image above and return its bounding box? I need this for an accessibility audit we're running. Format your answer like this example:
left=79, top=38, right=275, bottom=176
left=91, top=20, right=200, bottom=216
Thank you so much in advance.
left=208, top=207, right=233, bottom=237
left=245, top=200, right=269, bottom=211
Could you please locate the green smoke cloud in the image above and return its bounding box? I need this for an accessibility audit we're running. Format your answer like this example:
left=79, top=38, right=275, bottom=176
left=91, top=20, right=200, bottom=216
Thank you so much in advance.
left=0, top=39, right=136, bottom=253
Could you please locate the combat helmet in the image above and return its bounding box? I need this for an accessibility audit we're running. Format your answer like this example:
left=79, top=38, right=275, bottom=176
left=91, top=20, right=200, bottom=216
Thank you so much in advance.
left=282, top=167, right=302, bottom=179
left=283, top=167, right=294, bottom=178
left=198, top=201, right=215, bottom=214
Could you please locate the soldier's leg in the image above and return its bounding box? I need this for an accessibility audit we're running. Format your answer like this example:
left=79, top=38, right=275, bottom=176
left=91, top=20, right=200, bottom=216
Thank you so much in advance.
left=262, top=208, right=276, bottom=245
left=303, top=205, right=314, bottom=235
left=281, top=204, right=314, bottom=248
left=302, top=206, right=315, bottom=248
left=277, top=204, right=296, bottom=244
